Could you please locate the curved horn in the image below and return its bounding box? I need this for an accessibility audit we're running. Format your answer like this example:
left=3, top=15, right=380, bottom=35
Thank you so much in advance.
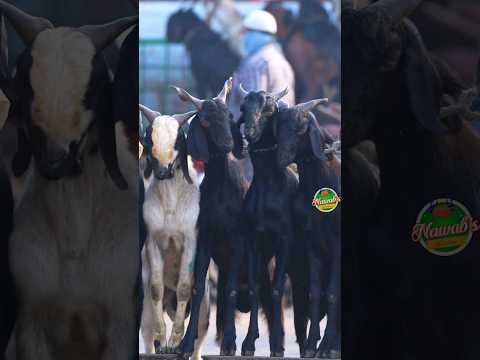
left=271, top=87, right=289, bottom=101
left=139, top=104, right=160, bottom=124
left=238, top=83, right=249, bottom=98
left=370, top=0, right=424, bottom=24
left=170, top=85, right=205, bottom=110
left=172, top=110, right=197, bottom=126
left=78, top=16, right=138, bottom=51
left=295, top=98, right=329, bottom=113
left=213, top=77, right=233, bottom=104
left=0, top=0, right=53, bottom=45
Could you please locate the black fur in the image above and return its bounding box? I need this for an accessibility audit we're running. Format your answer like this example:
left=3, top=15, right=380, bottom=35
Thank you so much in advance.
left=240, top=92, right=299, bottom=357
left=343, top=5, right=480, bottom=359
left=166, top=9, right=240, bottom=99
left=276, top=107, right=341, bottom=358
left=178, top=99, right=249, bottom=358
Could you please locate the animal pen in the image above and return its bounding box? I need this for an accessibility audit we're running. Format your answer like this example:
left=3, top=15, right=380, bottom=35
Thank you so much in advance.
left=139, top=38, right=196, bottom=114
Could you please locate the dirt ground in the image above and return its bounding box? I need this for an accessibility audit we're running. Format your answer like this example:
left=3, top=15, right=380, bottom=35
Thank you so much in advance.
left=139, top=305, right=326, bottom=357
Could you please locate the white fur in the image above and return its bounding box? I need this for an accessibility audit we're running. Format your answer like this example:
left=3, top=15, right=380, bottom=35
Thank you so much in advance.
left=9, top=28, right=138, bottom=360
left=140, top=115, right=208, bottom=359
left=10, top=145, right=138, bottom=360
left=30, top=28, right=95, bottom=150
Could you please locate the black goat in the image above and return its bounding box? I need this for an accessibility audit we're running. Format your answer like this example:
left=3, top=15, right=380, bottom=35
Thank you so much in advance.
left=343, top=1, right=480, bottom=359
left=172, top=79, right=249, bottom=358
left=238, top=88, right=298, bottom=357
left=275, top=100, right=341, bottom=359
left=167, top=9, right=240, bottom=99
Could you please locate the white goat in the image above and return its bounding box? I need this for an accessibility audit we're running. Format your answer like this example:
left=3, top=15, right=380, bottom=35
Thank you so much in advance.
left=1, top=3, right=139, bottom=359
left=139, top=105, right=209, bottom=360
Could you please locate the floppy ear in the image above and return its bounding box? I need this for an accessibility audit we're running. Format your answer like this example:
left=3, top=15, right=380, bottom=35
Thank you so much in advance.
left=308, top=114, right=327, bottom=161
left=403, top=20, right=446, bottom=134
left=175, top=127, right=193, bottom=184
left=12, top=127, right=32, bottom=177
left=187, top=114, right=209, bottom=162
left=143, top=154, right=153, bottom=179
left=230, top=118, right=244, bottom=159
left=95, top=78, right=128, bottom=190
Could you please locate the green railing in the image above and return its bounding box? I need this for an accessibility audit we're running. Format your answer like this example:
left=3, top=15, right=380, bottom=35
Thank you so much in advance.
left=139, top=38, right=196, bottom=114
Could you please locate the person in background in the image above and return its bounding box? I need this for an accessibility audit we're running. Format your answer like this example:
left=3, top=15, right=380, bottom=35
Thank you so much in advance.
left=229, top=9, right=295, bottom=121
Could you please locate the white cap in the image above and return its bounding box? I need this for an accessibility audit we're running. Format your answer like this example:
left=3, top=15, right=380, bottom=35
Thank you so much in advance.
left=243, top=10, right=277, bottom=35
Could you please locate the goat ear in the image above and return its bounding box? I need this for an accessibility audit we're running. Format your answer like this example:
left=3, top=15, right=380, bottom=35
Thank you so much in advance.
left=12, top=127, right=32, bottom=177
left=176, top=127, right=193, bottom=184
left=187, top=115, right=209, bottom=162
left=144, top=154, right=153, bottom=179
left=95, top=81, right=128, bottom=190
left=308, top=115, right=327, bottom=161
left=403, top=21, right=447, bottom=134
left=230, top=118, right=244, bottom=159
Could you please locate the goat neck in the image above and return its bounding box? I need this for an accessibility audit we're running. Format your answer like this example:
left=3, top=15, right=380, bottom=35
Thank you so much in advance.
left=248, top=119, right=282, bottom=177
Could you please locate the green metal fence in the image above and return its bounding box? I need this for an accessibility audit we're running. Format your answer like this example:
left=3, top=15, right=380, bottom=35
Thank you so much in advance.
left=139, top=38, right=196, bottom=114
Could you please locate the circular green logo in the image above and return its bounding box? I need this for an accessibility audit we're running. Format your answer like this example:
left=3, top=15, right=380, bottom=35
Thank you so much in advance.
left=412, top=199, right=479, bottom=256
left=312, top=188, right=341, bottom=213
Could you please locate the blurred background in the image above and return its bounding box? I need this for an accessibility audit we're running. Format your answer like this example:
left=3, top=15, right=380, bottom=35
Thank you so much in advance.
left=140, top=0, right=341, bottom=139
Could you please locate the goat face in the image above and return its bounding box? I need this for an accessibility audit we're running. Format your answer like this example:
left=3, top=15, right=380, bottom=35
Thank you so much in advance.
left=342, top=0, right=450, bottom=148
left=1, top=2, right=136, bottom=188
left=139, top=104, right=194, bottom=183
left=276, top=99, right=330, bottom=168
left=172, top=78, right=242, bottom=162
left=166, top=9, right=200, bottom=43
left=238, top=85, right=289, bottom=144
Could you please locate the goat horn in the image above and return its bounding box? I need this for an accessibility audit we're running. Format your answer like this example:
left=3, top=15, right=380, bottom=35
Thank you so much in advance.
left=371, top=0, right=424, bottom=24
left=238, top=83, right=249, bottom=98
left=172, top=110, right=197, bottom=126
left=78, top=16, right=137, bottom=51
left=170, top=85, right=205, bottom=110
left=271, top=87, right=289, bottom=101
left=213, top=77, right=233, bottom=104
left=0, top=0, right=53, bottom=45
left=295, top=98, right=329, bottom=113
left=139, top=104, right=160, bottom=124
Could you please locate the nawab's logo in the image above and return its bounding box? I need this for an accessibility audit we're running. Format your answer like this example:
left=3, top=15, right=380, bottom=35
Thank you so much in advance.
left=412, top=199, right=479, bottom=256
left=312, top=188, right=341, bottom=213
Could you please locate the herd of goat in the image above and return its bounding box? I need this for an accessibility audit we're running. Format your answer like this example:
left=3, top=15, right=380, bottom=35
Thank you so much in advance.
left=139, top=78, right=341, bottom=360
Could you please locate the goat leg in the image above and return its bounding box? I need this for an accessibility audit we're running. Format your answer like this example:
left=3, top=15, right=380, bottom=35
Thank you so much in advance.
left=167, top=234, right=196, bottom=352
left=220, top=239, right=244, bottom=356
left=241, top=239, right=260, bottom=356
left=146, top=239, right=167, bottom=354
left=269, top=238, right=288, bottom=358
left=317, top=238, right=341, bottom=359
left=177, top=241, right=211, bottom=359
left=304, top=247, right=324, bottom=358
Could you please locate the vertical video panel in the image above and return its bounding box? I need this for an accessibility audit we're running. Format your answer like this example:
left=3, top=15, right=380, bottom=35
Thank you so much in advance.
left=139, top=0, right=341, bottom=359
left=342, top=1, right=480, bottom=359
left=0, top=1, right=138, bottom=359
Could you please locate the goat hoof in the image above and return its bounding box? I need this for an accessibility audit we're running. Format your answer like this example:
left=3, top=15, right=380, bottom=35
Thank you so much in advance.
left=241, top=350, right=255, bottom=356
left=220, top=348, right=236, bottom=356
left=154, top=340, right=166, bottom=354
left=318, top=350, right=341, bottom=359
left=303, top=349, right=317, bottom=358
left=270, top=351, right=284, bottom=358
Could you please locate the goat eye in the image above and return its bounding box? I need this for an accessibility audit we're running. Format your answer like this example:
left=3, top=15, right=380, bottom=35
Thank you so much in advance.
left=200, top=119, right=210, bottom=128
